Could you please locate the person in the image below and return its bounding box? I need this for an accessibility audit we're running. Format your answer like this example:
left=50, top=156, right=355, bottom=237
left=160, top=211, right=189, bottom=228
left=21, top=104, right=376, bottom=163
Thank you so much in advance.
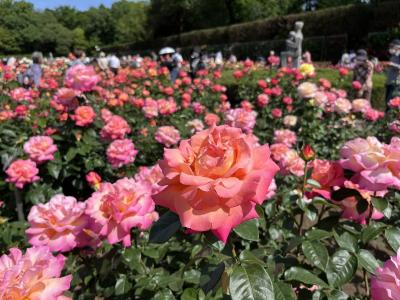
left=385, top=39, right=400, bottom=106
left=267, top=51, right=280, bottom=68
left=189, top=47, right=206, bottom=79
left=18, top=52, right=43, bottom=89
left=302, top=51, right=312, bottom=64
left=108, top=53, right=121, bottom=75
left=97, top=52, right=109, bottom=71
left=159, top=47, right=178, bottom=82
left=172, top=48, right=183, bottom=82
left=215, top=51, right=223, bottom=69
left=353, top=49, right=374, bottom=102
left=70, top=49, right=86, bottom=67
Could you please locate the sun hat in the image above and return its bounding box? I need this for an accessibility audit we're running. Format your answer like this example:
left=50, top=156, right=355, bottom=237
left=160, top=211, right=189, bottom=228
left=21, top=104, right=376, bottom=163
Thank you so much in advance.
left=159, top=47, right=175, bottom=56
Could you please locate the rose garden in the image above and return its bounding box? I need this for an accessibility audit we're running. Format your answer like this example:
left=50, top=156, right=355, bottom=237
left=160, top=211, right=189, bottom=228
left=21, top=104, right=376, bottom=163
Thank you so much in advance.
left=1, top=1, right=400, bottom=300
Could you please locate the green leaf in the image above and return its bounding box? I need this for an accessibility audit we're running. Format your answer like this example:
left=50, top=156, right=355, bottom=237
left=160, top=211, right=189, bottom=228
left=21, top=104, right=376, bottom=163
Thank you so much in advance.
left=361, top=223, right=385, bottom=244
left=284, top=267, right=329, bottom=288
left=152, top=289, right=175, bottom=300
left=181, top=288, right=197, bottom=300
left=385, top=227, right=400, bottom=252
left=273, top=281, right=296, bottom=300
left=302, top=240, right=329, bottom=271
left=234, top=219, right=259, bottom=241
left=334, top=231, right=358, bottom=253
left=65, top=148, right=78, bottom=162
left=47, top=162, right=62, bottom=179
left=306, top=229, right=332, bottom=241
left=326, top=250, right=357, bottom=288
left=328, top=290, right=349, bottom=300
left=229, top=264, right=274, bottom=300
left=115, top=274, right=132, bottom=295
left=239, top=250, right=265, bottom=266
left=122, top=248, right=145, bottom=273
left=307, top=179, right=321, bottom=188
left=372, top=198, right=391, bottom=219
left=201, top=263, right=225, bottom=294
left=357, top=249, right=380, bottom=274
left=149, top=212, right=181, bottom=243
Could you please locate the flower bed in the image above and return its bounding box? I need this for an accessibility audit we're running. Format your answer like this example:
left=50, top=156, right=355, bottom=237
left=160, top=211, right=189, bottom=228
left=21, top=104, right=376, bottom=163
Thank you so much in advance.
left=0, top=59, right=398, bottom=299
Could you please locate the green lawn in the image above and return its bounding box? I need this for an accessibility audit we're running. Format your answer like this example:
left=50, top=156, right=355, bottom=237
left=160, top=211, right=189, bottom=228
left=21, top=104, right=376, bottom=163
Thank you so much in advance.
left=218, top=68, right=386, bottom=110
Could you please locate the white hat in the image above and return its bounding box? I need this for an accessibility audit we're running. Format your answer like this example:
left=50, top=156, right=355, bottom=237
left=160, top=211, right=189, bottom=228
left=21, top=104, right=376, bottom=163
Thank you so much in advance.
left=159, top=47, right=175, bottom=55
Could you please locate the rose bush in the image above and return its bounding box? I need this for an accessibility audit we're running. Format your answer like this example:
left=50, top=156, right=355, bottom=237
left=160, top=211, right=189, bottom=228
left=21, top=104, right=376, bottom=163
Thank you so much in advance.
left=0, top=56, right=397, bottom=299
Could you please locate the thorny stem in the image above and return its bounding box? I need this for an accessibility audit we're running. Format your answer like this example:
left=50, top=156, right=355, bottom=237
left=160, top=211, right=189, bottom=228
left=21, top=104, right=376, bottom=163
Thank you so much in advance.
left=14, top=190, right=24, bottom=221
left=364, top=270, right=370, bottom=297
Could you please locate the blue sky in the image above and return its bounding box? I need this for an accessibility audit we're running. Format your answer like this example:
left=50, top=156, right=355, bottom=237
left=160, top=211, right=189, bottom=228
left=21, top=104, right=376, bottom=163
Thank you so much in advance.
left=31, top=0, right=116, bottom=10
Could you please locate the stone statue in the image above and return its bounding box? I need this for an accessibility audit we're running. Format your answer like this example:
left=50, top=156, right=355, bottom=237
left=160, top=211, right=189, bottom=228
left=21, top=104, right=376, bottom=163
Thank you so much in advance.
left=281, top=21, right=304, bottom=68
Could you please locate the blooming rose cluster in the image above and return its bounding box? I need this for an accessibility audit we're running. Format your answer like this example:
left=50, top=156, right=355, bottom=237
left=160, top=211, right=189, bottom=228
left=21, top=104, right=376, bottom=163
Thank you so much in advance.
left=85, top=178, right=159, bottom=246
left=155, top=126, right=181, bottom=147
left=371, top=249, right=400, bottom=300
left=71, top=106, right=96, bottom=127
left=0, top=246, right=72, bottom=300
left=224, top=108, right=257, bottom=133
left=153, top=125, right=279, bottom=242
left=106, top=139, right=138, bottom=168
left=24, top=136, right=58, bottom=164
left=100, top=115, right=131, bottom=140
left=26, top=195, right=99, bottom=252
left=64, top=64, right=100, bottom=92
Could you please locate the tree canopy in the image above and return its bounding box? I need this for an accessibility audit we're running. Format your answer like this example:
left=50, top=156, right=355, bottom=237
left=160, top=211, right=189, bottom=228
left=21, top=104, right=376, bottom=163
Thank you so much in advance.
left=0, top=0, right=388, bottom=55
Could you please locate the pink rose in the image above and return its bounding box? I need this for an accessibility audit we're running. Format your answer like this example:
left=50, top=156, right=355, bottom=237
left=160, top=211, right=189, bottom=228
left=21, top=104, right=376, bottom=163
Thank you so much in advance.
left=134, top=165, right=164, bottom=195
left=371, top=249, right=400, bottom=300
left=186, top=119, right=205, bottom=133
left=142, top=98, right=158, bottom=119
left=100, top=115, right=131, bottom=140
left=24, top=136, right=58, bottom=164
left=352, top=81, right=362, bottom=91
left=352, top=99, right=371, bottom=113
left=6, top=159, right=40, bottom=189
left=204, top=113, right=220, bottom=127
left=272, top=108, right=282, bottom=118
left=0, top=246, right=72, bottom=300
left=53, top=88, right=79, bottom=111
left=86, top=171, right=102, bottom=190
left=71, top=106, right=96, bottom=127
left=155, top=126, right=181, bottom=147
left=26, top=194, right=99, bottom=252
left=280, top=150, right=305, bottom=177
left=270, top=143, right=290, bottom=161
left=256, top=94, right=269, bottom=107
left=10, top=88, right=32, bottom=102
left=106, top=139, right=138, bottom=168
left=153, top=125, right=279, bottom=242
left=224, top=108, right=257, bottom=133
left=64, top=64, right=100, bottom=92
left=85, top=178, right=159, bottom=246
left=273, top=129, right=297, bottom=147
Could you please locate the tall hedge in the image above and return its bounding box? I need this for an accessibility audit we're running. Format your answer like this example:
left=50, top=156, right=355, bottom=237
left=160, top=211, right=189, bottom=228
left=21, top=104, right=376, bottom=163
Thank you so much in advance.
left=104, top=1, right=400, bottom=60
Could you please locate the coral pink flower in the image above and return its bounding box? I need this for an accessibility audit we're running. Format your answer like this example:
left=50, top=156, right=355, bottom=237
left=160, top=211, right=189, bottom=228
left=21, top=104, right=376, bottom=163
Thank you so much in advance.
left=85, top=178, right=159, bottom=246
left=364, top=108, right=384, bottom=121
left=142, top=98, right=158, bottom=119
left=280, top=150, right=305, bottom=177
left=389, top=120, right=400, bottom=133
left=273, top=129, right=297, bottom=147
left=283, top=115, right=298, bottom=127
left=101, top=108, right=113, bottom=122
left=297, top=82, right=317, bottom=98
left=333, top=181, right=384, bottom=224
left=389, top=97, right=400, bottom=109
left=134, top=165, right=164, bottom=195
left=155, top=126, right=181, bottom=147
left=352, top=81, right=362, bottom=91
left=308, top=160, right=345, bottom=199
left=153, top=125, right=279, bottom=242
left=53, top=88, right=78, bottom=111
left=6, top=159, right=40, bottom=189
left=0, top=246, right=72, bottom=300
left=10, top=88, right=32, bottom=102
left=24, top=136, right=58, bottom=164
left=339, top=68, right=349, bottom=76
left=158, top=98, right=178, bottom=115
left=204, top=113, right=220, bottom=127
left=106, top=139, right=138, bottom=168
left=257, top=94, right=269, bottom=107
left=272, top=108, right=282, bottom=118
left=224, top=108, right=257, bottom=133
left=371, top=249, right=400, bottom=300
left=26, top=195, right=98, bottom=252
left=100, top=115, right=131, bottom=140
left=270, top=143, right=290, bottom=161
left=71, top=106, right=96, bottom=127
left=64, top=64, right=100, bottom=92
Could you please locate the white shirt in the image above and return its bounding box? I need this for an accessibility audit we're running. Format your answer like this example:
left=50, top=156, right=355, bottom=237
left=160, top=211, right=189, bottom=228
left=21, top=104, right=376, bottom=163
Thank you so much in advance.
left=108, top=56, right=120, bottom=69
